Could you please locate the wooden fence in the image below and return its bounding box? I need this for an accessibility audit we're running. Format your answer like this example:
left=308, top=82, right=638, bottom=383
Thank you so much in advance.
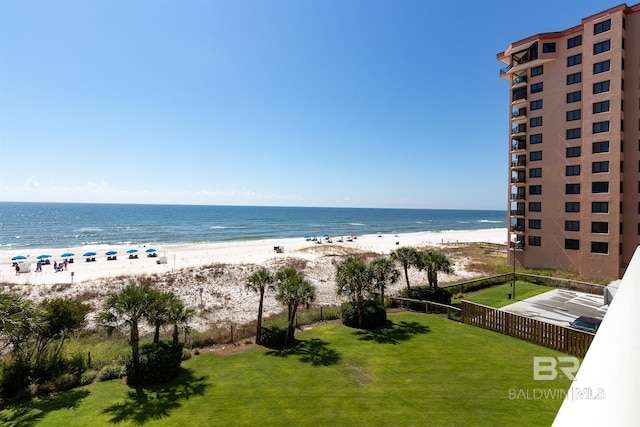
left=390, top=297, right=462, bottom=321
left=461, top=300, right=594, bottom=357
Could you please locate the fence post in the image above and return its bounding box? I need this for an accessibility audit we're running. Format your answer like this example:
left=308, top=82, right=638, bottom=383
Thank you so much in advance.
left=230, top=324, right=234, bottom=344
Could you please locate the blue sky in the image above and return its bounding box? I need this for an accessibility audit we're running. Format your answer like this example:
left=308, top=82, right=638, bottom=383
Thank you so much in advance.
left=0, top=0, right=623, bottom=209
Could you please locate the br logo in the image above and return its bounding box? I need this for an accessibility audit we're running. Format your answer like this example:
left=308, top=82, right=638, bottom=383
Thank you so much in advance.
left=533, top=356, right=580, bottom=380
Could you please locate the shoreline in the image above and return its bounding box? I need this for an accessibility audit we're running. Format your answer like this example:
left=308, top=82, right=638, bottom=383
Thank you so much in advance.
left=1, top=228, right=507, bottom=286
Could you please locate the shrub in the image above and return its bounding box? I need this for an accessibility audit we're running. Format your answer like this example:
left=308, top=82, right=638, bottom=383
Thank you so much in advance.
left=399, top=286, right=453, bottom=305
left=259, top=319, right=290, bottom=348
left=54, top=373, right=79, bottom=392
left=341, top=300, right=387, bottom=329
left=80, top=369, right=98, bottom=386
left=126, top=342, right=183, bottom=387
left=0, top=356, right=31, bottom=400
left=98, top=364, right=124, bottom=382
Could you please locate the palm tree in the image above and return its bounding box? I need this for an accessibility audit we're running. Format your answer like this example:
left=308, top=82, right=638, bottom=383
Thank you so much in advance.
left=391, top=246, right=419, bottom=290
left=100, top=281, right=156, bottom=381
left=146, top=289, right=170, bottom=344
left=166, top=293, right=195, bottom=348
left=369, top=257, right=399, bottom=304
left=275, top=267, right=316, bottom=345
left=420, top=249, right=454, bottom=288
left=335, top=257, right=372, bottom=328
left=246, top=268, right=275, bottom=345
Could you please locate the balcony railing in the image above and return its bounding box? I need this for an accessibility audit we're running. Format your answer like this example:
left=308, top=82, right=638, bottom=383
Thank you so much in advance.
left=512, top=125, right=526, bottom=135
left=511, top=158, right=526, bottom=167
left=512, top=108, right=527, bottom=118
left=510, top=225, right=525, bottom=233
left=510, top=209, right=525, bottom=216
left=514, top=75, right=528, bottom=84
left=510, top=193, right=526, bottom=200
left=500, top=65, right=512, bottom=75
left=511, top=141, right=526, bottom=151
left=511, top=241, right=525, bottom=250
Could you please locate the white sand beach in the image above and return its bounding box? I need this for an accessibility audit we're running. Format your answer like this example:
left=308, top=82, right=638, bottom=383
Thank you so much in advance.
left=0, top=228, right=507, bottom=331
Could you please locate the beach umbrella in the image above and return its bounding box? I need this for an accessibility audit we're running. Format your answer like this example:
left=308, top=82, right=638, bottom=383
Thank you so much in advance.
left=145, top=248, right=156, bottom=253
left=37, top=254, right=52, bottom=259
left=61, top=253, right=74, bottom=258
left=126, top=249, right=138, bottom=254
left=105, top=251, right=117, bottom=256
left=83, top=251, right=97, bottom=257
left=11, top=255, right=27, bottom=261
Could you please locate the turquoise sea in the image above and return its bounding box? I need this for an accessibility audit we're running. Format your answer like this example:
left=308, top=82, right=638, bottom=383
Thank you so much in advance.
left=0, top=202, right=506, bottom=251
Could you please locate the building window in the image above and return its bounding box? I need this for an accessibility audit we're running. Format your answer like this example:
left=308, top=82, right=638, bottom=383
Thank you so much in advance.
left=567, top=54, right=582, bottom=67
left=566, top=165, right=581, bottom=176
left=593, top=101, right=610, bottom=114
left=593, top=121, right=610, bottom=133
left=565, top=220, right=580, bottom=231
left=592, top=181, right=609, bottom=193
left=531, top=82, right=543, bottom=93
left=530, top=134, right=542, bottom=144
left=529, top=202, right=541, bottom=212
left=530, top=117, right=542, bottom=127
left=529, top=236, right=541, bottom=246
left=593, top=80, right=610, bottom=94
left=566, top=183, right=581, bottom=194
left=565, top=202, right=580, bottom=212
left=593, top=141, right=609, bottom=154
left=530, top=151, right=542, bottom=161
left=594, top=40, right=610, bottom=55
left=566, top=128, right=581, bottom=139
left=592, top=222, right=609, bottom=233
left=567, top=91, right=581, bottom=103
left=566, top=110, right=581, bottom=121
left=593, top=161, right=609, bottom=173
left=593, top=60, right=610, bottom=74
left=565, top=239, right=580, bottom=250
left=543, top=42, right=556, bottom=53
left=529, top=185, right=542, bottom=195
left=592, top=201, right=609, bottom=213
left=591, top=241, right=608, bottom=254
left=530, top=65, right=543, bottom=77
left=567, top=35, right=582, bottom=48
left=529, top=219, right=541, bottom=229
left=566, top=146, right=581, bottom=158
left=594, top=19, right=611, bottom=35
left=567, top=72, right=582, bottom=85
left=529, top=168, right=542, bottom=178
left=530, top=100, right=543, bottom=110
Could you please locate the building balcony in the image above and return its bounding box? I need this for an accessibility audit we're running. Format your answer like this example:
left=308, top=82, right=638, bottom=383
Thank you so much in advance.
left=510, top=225, right=525, bottom=233
left=512, top=108, right=527, bottom=118
left=511, top=124, right=526, bottom=135
left=511, top=158, right=526, bottom=168
left=511, top=140, right=526, bottom=152
left=510, top=193, right=526, bottom=201
left=510, top=209, right=525, bottom=216
left=510, top=241, right=525, bottom=250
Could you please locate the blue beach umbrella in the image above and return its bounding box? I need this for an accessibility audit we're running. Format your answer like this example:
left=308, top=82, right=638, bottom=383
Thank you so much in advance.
left=61, top=253, right=74, bottom=258
left=83, top=251, right=97, bottom=257
left=11, top=255, right=27, bottom=261
left=105, top=251, right=117, bottom=256
left=37, top=254, right=52, bottom=259
left=126, top=249, right=138, bottom=254
left=145, top=248, right=156, bottom=253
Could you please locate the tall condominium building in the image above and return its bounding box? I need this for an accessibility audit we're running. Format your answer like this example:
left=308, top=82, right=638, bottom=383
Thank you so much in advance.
left=497, top=3, right=640, bottom=281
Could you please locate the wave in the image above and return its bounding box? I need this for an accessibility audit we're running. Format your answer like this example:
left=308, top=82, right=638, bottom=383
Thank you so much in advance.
left=348, top=223, right=365, bottom=226
left=477, top=220, right=504, bottom=223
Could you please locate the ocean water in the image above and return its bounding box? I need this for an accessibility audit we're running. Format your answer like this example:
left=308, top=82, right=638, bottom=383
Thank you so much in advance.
left=0, top=202, right=507, bottom=251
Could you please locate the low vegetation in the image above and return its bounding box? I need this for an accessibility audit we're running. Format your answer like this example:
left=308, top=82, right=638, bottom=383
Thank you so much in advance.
left=0, top=312, right=571, bottom=426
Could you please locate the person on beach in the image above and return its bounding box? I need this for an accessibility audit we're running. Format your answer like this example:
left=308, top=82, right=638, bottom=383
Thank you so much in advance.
left=15, top=264, right=20, bottom=275
left=54, top=261, right=58, bottom=272
left=36, top=260, right=42, bottom=272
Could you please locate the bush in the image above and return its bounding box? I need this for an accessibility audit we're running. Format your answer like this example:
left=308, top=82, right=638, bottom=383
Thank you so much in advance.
left=80, top=369, right=98, bottom=386
left=54, top=373, right=79, bottom=392
left=399, top=286, right=453, bottom=305
left=341, top=300, right=387, bottom=329
left=126, top=341, right=183, bottom=387
left=259, top=319, right=291, bottom=348
left=98, top=364, right=124, bottom=382
left=0, top=356, right=31, bottom=400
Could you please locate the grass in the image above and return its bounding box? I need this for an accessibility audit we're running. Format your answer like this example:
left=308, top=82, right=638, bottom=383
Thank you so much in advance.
left=0, top=312, right=571, bottom=426
left=454, top=281, right=555, bottom=308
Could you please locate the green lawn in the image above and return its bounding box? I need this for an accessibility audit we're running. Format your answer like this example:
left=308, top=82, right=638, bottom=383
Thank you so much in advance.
left=0, top=312, right=570, bottom=426
left=456, top=281, right=554, bottom=308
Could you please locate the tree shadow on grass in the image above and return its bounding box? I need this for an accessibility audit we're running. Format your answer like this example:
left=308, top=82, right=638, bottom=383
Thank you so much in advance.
left=354, top=321, right=431, bottom=344
left=102, top=369, right=208, bottom=425
left=265, top=338, right=341, bottom=366
left=0, top=389, right=90, bottom=427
